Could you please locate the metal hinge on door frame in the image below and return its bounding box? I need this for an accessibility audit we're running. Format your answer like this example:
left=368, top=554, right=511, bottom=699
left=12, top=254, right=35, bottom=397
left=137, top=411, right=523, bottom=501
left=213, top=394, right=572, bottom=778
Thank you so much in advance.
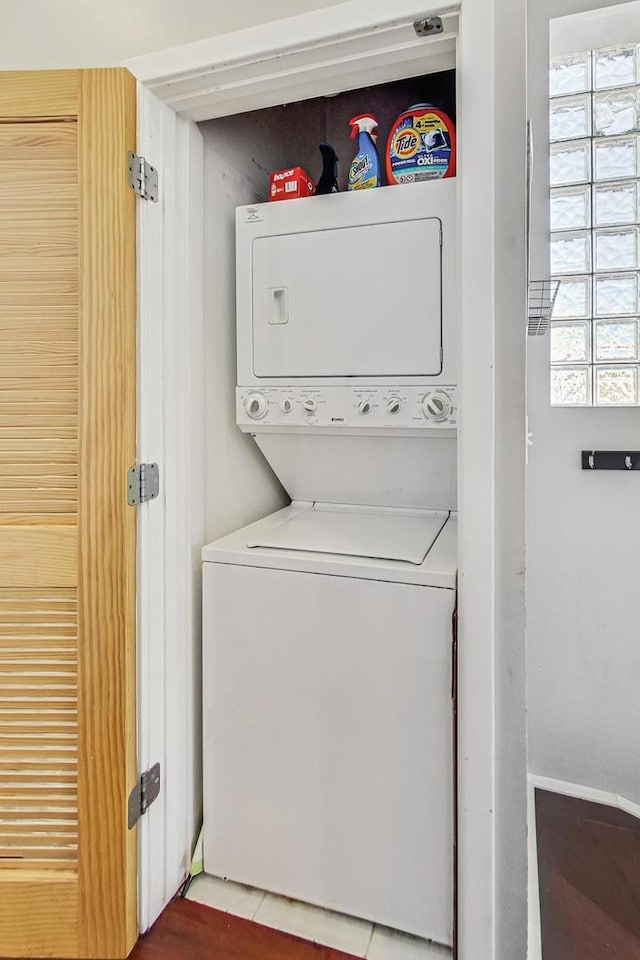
left=127, top=151, right=159, bottom=202
left=127, top=462, right=160, bottom=506
left=413, top=16, right=444, bottom=37
left=128, top=763, right=161, bottom=829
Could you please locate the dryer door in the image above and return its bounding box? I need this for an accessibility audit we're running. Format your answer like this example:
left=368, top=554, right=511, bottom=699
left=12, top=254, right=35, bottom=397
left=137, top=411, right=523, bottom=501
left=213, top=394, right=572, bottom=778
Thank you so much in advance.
left=251, top=217, right=442, bottom=378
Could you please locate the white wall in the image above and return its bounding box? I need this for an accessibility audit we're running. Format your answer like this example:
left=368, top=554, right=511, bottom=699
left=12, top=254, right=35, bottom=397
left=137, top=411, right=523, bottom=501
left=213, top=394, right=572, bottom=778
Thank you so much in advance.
left=200, top=111, right=303, bottom=543
left=0, top=0, right=344, bottom=68
left=527, top=0, right=640, bottom=804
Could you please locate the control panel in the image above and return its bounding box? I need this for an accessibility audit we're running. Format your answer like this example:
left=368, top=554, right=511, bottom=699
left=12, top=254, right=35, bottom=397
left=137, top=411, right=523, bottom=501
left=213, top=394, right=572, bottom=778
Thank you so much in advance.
left=237, top=386, right=457, bottom=429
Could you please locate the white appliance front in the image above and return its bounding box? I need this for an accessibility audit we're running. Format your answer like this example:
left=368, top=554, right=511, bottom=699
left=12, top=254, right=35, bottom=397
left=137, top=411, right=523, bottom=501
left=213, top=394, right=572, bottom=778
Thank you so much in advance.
left=203, top=558, right=454, bottom=944
left=236, top=179, right=456, bottom=388
left=250, top=432, right=457, bottom=510
left=235, top=382, right=458, bottom=511
left=251, top=217, right=442, bottom=378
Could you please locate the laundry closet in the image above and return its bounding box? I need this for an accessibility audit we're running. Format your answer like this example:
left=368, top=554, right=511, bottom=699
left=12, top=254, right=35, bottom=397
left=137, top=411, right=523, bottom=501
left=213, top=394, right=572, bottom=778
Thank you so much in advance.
left=127, top=4, right=527, bottom=957
left=199, top=71, right=457, bottom=948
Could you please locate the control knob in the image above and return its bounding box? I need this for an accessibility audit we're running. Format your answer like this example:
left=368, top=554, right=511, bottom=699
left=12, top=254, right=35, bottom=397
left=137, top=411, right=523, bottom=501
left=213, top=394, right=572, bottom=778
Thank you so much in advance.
left=358, top=399, right=372, bottom=415
left=245, top=393, right=268, bottom=420
left=422, top=391, right=452, bottom=422
left=387, top=398, right=402, bottom=415
left=281, top=398, right=293, bottom=413
left=302, top=398, right=318, bottom=413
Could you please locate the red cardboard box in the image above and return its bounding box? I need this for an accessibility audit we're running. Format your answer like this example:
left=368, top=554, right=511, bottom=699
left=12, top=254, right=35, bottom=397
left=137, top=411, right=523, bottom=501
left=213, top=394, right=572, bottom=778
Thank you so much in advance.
left=269, top=167, right=315, bottom=201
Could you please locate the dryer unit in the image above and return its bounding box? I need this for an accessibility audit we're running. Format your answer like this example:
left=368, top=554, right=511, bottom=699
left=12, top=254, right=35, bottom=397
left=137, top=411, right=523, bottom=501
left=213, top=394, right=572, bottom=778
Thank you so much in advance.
left=235, top=180, right=458, bottom=513
left=203, top=180, right=458, bottom=946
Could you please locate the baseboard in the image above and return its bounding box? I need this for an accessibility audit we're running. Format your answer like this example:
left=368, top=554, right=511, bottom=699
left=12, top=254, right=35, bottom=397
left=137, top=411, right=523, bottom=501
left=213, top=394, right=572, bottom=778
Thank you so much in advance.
left=528, top=773, right=640, bottom=820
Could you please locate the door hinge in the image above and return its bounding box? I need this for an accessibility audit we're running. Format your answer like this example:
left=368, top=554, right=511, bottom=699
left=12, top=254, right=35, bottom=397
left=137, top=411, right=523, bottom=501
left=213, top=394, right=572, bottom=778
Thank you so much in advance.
left=128, top=763, right=161, bottom=829
left=127, top=462, right=160, bottom=506
left=127, top=151, right=159, bottom=202
left=413, top=16, right=444, bottom=37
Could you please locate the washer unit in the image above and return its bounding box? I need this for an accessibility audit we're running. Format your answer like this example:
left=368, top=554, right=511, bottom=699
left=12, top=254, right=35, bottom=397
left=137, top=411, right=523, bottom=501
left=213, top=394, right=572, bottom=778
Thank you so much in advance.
left=202, top=181, right=458, bottom=945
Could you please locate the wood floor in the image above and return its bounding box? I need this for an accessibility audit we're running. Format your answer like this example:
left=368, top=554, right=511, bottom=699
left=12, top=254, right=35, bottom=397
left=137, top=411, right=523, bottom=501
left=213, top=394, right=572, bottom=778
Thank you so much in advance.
left=535, top=788, right=640, bottom=960
left=130, top=896, right=360, bottom=960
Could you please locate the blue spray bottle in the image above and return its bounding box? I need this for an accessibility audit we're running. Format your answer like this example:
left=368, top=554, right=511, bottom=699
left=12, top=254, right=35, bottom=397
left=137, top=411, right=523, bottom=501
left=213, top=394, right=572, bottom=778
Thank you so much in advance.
left=347, top=114, right=381, bottom=191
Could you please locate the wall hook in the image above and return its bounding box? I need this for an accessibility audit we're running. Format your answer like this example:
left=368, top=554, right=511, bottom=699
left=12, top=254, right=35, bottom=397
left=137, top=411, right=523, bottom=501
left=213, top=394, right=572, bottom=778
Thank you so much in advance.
left=581, top=450, right=640, bottom=471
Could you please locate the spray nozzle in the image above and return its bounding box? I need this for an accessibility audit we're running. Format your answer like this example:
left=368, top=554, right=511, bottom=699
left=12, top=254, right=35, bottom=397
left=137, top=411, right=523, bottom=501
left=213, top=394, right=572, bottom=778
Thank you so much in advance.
left=349, top=114, right=379, bottom=140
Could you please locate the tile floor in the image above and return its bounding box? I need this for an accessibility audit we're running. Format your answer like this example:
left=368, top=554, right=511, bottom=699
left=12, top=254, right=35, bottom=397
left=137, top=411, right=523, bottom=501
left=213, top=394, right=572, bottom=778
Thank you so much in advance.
left=186, top=874, right=451, bottom=959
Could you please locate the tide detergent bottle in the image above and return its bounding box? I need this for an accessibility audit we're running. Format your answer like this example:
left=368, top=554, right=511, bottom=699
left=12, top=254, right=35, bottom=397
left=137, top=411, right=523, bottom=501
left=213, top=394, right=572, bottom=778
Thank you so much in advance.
left=347, top=114, right=381, bottom=191
left=386, top=104, right=456, bottom=184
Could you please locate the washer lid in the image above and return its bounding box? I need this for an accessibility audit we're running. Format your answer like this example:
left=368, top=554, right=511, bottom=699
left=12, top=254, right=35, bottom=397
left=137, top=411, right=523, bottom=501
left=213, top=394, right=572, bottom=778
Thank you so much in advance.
left=247, top=503, right=448, bottom=565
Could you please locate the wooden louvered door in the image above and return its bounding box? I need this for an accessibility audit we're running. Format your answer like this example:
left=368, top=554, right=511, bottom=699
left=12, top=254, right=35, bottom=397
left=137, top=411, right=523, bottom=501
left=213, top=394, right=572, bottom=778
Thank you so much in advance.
left=0, top=71, right=137, bottom=958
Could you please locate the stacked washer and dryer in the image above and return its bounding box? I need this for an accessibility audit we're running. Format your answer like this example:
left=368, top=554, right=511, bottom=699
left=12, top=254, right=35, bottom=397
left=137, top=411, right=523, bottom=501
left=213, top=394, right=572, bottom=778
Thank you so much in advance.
left=202, top=179, right=457, bottom=947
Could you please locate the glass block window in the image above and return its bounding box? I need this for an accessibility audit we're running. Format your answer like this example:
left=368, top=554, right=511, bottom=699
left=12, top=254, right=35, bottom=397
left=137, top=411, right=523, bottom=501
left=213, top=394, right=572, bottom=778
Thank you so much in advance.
left=550, top=44, right=640, bottom=405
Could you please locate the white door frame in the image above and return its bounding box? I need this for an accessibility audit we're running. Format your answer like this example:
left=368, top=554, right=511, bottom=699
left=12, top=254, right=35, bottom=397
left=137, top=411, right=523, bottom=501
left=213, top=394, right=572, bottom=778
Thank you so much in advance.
left=127, top=1, right=528, bottom=955
left=135, top=86, right=204, bottom=931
